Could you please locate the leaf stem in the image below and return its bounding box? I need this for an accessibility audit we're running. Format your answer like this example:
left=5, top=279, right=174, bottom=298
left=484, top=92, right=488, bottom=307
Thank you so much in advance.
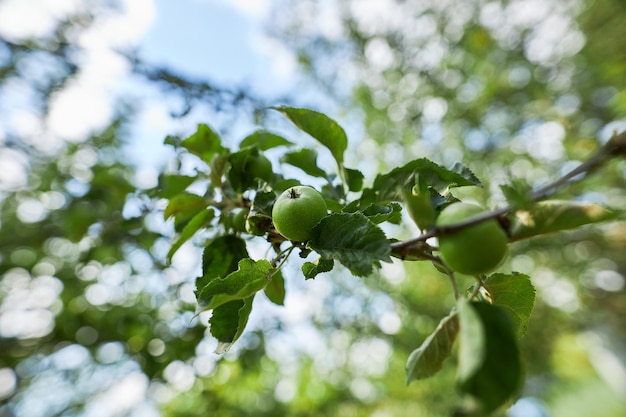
left=446, top=269, right=460, bottom=300
left=424, top=254, right=459, bottom=299
left=269, top=245, right=295, bottom=277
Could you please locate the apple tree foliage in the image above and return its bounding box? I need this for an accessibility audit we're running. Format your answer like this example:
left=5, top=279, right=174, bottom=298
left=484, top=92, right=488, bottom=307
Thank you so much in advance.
left=160, top=106, right=624, bottom=415
left=2, top=0, right=626, bottom=416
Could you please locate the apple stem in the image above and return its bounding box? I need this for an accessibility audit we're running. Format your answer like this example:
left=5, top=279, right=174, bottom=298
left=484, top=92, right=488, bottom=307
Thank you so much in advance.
left=288, top=188, right=300, bottom=199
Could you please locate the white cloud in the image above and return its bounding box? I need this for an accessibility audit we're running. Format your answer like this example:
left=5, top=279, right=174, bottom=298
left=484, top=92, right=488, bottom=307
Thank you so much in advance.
left=47, top=81, right=114, bottom=142
left=253, top=36, right=298, bottom=78
left=0, top=0, right=83, bottom=41
left=84, top=372, right=149, bottom=417
left=79, top=0, right=156, bottom=49
left=46, top=0, right=155, bottom=142
left=204, top=0, right=271, bottom=18
left=0, top=0, right=157, bottom=145
left=0, top=148, right=29, bottom=191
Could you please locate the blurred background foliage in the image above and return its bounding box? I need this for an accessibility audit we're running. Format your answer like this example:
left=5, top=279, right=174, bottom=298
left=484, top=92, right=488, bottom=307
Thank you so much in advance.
left=1, top=0, right=625, bottom=416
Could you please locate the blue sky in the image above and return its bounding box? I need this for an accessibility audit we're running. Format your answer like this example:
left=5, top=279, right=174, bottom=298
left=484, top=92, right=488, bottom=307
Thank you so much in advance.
left=140, top=0, right=296, bottom=96
left=123, top=0, right=308, bottom=179
left=0, top=0, right=300, bottom=173
left=142, top=1, right=253, bottom=82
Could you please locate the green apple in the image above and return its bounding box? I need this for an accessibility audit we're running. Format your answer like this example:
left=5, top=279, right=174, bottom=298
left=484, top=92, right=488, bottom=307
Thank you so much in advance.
left=436, top=203, right=508, bottom=275
left=272, top=186, right=327, bottom=242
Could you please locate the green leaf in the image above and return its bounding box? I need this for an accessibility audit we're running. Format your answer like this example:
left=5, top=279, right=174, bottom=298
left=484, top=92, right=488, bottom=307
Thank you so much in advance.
left=281, top=148, right=327, bottom=178
left=449, top=162, right=482, bottom=187
left=341, top=200, right=361, bottom=213
left=362, top=202, right=403, bottom=224
left=483, top=273, right=536, bottom=337
left=181, top=124, right=227, bottom=164
left=252, top=190, right=277, bottom=215
left=164, top=135, right=180, bottom=147
left=240, top=130, right=293, bottom=150
left=509, top=200, right=620, bottom=241
left=196, top=259, right=271, bottom=312
left=244, top=213, right=273, bottom=236
left=406, top=310, right=459, bottom=384
left=302, top=257, right=334, bottom=279
left=364, top=158, right=483, bottom=204
left=167, top=208, right=215, bottom=262
left=457, top=301, right=486, bottom=382
left=197, top=235, right=249, bottom=291
left=163, top=192, right=208, bottom=226
left=500, top=180, right=534, bottom=209
left=264, top=270, right=286, bottom=305
left=197, top=236, right=253, bottom=353
left=321, top=183, right=346, bottom=211
left=272, top=178, right=302, bottom=193
left=344, top=167, right=365, bottom=192
left=209, top=153, right=230, bottom=187
left=308, top=212, right=391, bottom=277
left=158, top=174, right=196, bottom=199
left=210, top=297, right=254, bottom=354
left=227, top=147, right=272, bottom=192
left=457, top=300, right=523, bottom=414
left=276, top=106, right=348, bottom=168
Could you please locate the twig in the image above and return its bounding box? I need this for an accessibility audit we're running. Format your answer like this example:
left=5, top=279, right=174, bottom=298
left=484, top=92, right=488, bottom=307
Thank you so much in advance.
left=445, top=267, right=460, bottom=300
left=269, top=245, right=295, bottom=278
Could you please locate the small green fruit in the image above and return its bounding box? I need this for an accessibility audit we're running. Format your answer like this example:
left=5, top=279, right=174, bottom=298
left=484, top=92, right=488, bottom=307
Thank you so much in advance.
left=232, top=209, right=248, bottom=232
left=402, top=188, right=435, bottom=230
left=437, top=203, right=508, bottom=275
left=272, top=186, right=327, bottom=242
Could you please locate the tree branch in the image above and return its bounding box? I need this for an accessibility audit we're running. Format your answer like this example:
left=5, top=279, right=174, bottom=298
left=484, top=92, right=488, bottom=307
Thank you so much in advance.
left=391, top=130, right=626, bottom=257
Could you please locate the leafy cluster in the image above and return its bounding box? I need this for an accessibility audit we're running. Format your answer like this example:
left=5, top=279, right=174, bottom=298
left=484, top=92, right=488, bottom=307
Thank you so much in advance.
left=160, top=107, right=622, bottom=414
